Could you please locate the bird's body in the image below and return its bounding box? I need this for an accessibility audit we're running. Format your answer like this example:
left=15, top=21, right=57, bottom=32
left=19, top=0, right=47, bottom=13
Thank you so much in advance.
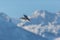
left=20, top=15, right=30, bottom=22
left=19, top=15, right=31, bottom=26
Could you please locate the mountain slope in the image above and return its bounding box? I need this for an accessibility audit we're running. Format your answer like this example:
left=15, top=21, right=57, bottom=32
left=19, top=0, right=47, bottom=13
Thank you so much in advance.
left=17, top=10, right=60, bottom=40
left=0, top=12, right=47, bottom=40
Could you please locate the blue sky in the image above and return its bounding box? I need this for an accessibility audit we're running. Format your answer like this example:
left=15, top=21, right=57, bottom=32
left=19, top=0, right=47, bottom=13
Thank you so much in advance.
left=0, top=0, right=60, bottom=18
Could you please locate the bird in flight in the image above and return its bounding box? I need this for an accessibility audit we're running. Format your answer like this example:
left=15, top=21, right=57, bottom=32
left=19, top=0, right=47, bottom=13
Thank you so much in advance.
left=20, top=15, right=30, bottom=22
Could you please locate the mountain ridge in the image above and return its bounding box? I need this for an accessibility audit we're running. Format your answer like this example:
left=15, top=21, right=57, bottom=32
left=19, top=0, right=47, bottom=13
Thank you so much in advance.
left=17, top=10, right=60, bottom=40
left=0, top=12, right=47, bottom=40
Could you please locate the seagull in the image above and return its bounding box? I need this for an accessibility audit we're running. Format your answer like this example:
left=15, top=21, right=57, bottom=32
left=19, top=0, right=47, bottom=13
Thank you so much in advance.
left=20, top=15, right=30, bottom=22
left=19, top=15, right=31, bottom=26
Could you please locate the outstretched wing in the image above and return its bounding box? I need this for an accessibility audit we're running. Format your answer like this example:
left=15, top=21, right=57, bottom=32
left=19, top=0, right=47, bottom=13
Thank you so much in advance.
left=24, top=15, right=30, bottom=21
left=24, top=15, right=28, bottom=18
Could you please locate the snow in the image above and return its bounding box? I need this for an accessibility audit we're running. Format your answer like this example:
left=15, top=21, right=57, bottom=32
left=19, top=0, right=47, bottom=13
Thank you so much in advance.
left=0, top=13, right=47, bottom=40
left=17, top=10, right=60, bottom=40
left=54, top=37, right=60, bottom=40
left=32, top=10, right=45, bottom=18
left=1, top=10, right=60, bottom=40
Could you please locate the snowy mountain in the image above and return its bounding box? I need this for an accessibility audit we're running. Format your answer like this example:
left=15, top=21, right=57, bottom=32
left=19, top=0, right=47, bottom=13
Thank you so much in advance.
left=0, top=12, right=11, bottom=22
left=17, top=10, right=60, bottom=40
left=0, top=12, right=47, bottom=40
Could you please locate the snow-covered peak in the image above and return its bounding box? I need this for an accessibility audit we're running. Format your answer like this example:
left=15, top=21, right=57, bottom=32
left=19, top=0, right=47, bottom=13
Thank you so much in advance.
left=0, top=13, right=47, bottom=40
left=56, top=12, right=60, bottom=17
left=32, top=10, right=46, bottom=18
left=17, top=10, right=60, bottom=40
left=0, top=12, right=8, bottom=17
left=0, top=12, right=10, bottom=22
